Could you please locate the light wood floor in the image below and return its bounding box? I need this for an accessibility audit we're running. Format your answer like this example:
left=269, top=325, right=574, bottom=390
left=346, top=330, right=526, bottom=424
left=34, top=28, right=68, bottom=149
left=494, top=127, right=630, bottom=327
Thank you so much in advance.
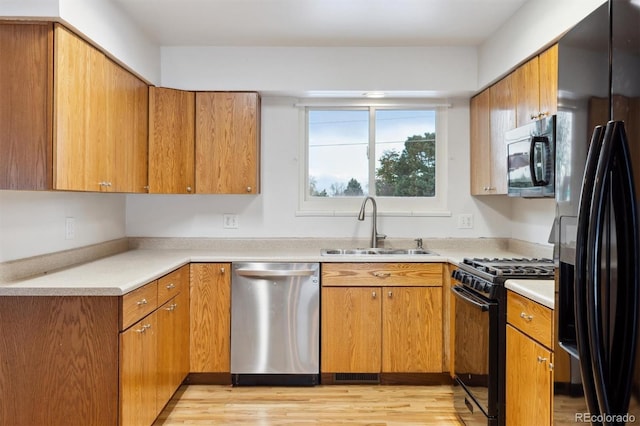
left=154, top=385, right=464, bottom=425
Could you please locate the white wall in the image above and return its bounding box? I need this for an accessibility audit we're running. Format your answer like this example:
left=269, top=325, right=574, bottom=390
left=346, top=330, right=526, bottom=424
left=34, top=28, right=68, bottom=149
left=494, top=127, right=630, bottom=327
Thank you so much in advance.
left=478, top=0, right=606, bottom=88
left=0, top=191, right=126, bottom=262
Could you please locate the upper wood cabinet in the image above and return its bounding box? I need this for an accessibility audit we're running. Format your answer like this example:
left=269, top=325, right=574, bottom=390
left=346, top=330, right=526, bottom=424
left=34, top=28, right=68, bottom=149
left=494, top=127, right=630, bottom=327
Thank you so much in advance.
left=515, top=44, right=558, bottom=126
left=0, top=22, right=53, bottom=190
left=0, top=22, right=148, bottom=192
left=54, top=24, right=148, bottom=192
left=148, top=87, right=195, bottom=194
left=195, top=92, right=261, bottom=194
left=470, top=89, right=494, bottom=195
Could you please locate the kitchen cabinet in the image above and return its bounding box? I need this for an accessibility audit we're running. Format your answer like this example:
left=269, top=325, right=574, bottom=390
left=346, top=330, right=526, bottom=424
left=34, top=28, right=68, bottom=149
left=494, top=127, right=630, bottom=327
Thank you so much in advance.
left=0, top=22, right=148, bottom=192
left=119, top=265, right=190, bottom=425
left=54, top=24, right=148, bottom=192
left=189, top=263, right=231, bottom=373
left=321, top=263, right=443, bottom=376
left=443, top=263, right=456, bottom=376
left=195, top=91, right=261, bottom=194
left=515, top=44, right=558, bottom=126
left=505, top=290, right=554, bottom=425
left=470, top=89, right=492, bottom=195
left=0, top=22, right=53, bottom=190
left=148, top=87, right=195, bottom=194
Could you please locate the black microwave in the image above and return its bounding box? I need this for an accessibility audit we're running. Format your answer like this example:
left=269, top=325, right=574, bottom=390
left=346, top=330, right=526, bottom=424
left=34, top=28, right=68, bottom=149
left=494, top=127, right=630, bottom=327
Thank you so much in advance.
left=505, top=115, right=556, bottom=198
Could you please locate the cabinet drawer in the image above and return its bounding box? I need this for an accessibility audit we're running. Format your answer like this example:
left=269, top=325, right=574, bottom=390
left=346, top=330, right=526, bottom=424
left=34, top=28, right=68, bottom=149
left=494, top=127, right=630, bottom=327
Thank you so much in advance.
left=158, top=265, right=186, bottom=306
left=322, top=263, right=442, bottom=287
left=121, top=281, right=158, bottom=330
left=507, top=290, right=552, bottom=348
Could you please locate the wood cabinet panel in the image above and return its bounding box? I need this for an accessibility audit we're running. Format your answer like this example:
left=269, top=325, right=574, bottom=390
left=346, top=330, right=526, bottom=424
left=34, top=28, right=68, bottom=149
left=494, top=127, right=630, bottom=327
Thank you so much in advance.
left=515, top=56, right=540, bottom=126
left=120, top=313, right=158, bottom=426
left=190, top=263, right=231, bottom=372
left=108, top=62, right=148, bottom=193
left=195, top=92, right=260, bottom=194
left=506, top=324, right=553, bottom=426
left=0, top=22, right=53, bottom=190
left=507, top=291, right=552, bottom=348
left=158, top=264, right=188, bottom=306
left=157, top=290, right=189, bottom=415
left=121, top=280, right=158, bottom=330
left=148, top=87, right=195, bottom=194
left=538, top=44, right=558, bottom=118
left=470, top=90, right=492, bottom=195
left=488, top=73, right=515, bottom=194
left=382, top=287, right=442, bottom=372
left=0, top=296, right=119, bottom=426
left=321, top=286, right=382, bottom=373
left=322, top=262, right=442, bottom=287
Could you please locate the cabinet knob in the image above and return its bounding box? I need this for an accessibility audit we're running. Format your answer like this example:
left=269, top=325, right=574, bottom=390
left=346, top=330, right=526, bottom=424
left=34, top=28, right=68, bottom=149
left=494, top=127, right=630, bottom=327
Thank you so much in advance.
left=520, top=312, right=533, bottom=322
left=220, top=267, right=225, bottom=273
left=246, top=186, right=252, bottom=193
left=388, top=291, right=393, bottom=298
left=137, top=298, right=148, bottom=306
left=372, top=291, right=377, bottom=298
left=186, top=186, right=192, bottom=193
left=143, top=185, right=150, bottom=191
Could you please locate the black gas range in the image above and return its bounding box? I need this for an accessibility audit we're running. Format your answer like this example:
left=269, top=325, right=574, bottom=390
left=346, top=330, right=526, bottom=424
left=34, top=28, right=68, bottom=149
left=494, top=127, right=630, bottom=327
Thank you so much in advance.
left=453, top=257, right=554, bottom=300
left=451, top=257, right=555, bottom=426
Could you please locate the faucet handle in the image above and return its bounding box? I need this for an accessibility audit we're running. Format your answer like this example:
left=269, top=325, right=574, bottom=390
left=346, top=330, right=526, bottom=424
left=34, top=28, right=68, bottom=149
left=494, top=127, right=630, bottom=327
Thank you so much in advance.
left=414, top=238, right=423, bottom=249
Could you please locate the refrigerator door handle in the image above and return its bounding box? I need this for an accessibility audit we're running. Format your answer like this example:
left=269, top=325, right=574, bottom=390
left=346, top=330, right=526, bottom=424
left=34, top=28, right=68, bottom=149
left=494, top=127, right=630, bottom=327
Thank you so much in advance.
left=575, top=125, right=605, bottom=418
left=586, top=120, right=639, bottom=418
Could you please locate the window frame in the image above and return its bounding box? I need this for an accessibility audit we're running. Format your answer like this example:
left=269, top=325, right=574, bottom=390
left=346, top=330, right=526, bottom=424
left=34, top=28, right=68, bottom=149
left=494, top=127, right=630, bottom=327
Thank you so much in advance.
left=297, top=100, right=450, bottom=217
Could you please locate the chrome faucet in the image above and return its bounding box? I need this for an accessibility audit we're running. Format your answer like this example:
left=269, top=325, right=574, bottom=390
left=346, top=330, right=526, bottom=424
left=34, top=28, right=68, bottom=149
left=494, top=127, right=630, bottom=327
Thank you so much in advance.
left=358, top=196, right=386, bottom=248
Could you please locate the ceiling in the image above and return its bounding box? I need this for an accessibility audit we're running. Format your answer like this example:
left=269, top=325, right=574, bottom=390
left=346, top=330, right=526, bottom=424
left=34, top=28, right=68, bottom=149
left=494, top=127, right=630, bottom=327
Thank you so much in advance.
left=112, top=0, right=529, bottom=47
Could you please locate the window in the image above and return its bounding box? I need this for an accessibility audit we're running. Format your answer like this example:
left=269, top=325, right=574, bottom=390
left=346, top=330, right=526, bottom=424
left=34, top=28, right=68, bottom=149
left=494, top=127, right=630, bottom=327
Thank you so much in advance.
left=299, top=102, right=448, bottom=215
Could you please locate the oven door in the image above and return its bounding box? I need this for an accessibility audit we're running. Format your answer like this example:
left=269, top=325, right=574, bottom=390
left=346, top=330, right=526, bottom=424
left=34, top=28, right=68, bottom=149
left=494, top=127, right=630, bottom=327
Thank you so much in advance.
left=452, top=284, right=499, bottom=420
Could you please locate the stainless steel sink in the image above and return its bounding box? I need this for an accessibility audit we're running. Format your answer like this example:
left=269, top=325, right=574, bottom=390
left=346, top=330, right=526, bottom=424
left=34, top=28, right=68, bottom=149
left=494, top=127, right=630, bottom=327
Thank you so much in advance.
left=320, top=248, right=438, bottom=256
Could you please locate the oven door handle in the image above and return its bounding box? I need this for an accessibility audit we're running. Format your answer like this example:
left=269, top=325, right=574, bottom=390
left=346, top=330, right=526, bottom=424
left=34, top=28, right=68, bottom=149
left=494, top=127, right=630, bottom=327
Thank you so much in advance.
left=451, top=285, right=492, bottom=312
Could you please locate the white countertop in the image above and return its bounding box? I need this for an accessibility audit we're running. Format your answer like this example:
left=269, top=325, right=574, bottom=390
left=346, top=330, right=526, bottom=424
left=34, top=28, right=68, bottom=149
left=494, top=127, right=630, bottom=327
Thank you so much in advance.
left=0, top=245, right=534, bottom=296
left=505, top=279, right=555, bottom=309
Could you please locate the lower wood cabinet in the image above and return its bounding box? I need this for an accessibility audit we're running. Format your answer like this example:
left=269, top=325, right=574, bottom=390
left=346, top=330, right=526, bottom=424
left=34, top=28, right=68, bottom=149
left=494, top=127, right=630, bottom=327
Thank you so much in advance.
left=505, top=290, right=554, bottom=425
left=321, top=263, right=443, bottom=375
left=189, top=263, right=231, bottom=373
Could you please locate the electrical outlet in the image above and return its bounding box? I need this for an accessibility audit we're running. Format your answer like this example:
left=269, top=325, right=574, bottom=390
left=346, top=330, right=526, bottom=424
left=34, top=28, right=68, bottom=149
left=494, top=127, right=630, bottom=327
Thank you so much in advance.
left=457, top=214, right=473, bottom=229
left=223, top=214, right=239, bottom=229
left=65, top=217, right=76, bottom=240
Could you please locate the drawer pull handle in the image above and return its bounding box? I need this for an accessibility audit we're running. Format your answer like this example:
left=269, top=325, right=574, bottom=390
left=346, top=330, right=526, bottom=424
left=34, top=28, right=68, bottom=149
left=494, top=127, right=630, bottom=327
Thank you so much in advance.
left=373, top=272, right=390, bottom=278
left=165, top=303, right=178, bottom=311
left=137, top=298, right=148, bottom=306
left=135, top=324, right=151, bottom=333
left=537, top=356, right=548, bottom=363
left=166, top=283, right=176, bottom=290
left=520, top=312, right=533, bottom=321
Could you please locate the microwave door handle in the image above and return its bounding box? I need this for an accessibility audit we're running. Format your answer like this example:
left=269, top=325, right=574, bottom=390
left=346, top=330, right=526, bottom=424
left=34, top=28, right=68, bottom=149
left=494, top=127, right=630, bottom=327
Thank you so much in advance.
left=529, top=136, right=549, bottom=186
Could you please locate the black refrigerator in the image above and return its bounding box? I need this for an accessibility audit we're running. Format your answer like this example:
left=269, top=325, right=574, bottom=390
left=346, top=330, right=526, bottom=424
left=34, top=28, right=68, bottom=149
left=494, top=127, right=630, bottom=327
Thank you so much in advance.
left=555, top=0, right=640, bottom=424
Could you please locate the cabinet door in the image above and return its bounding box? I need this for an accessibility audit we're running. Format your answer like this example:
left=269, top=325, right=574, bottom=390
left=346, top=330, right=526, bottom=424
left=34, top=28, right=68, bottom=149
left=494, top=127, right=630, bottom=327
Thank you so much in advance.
left=156, top=290, right=189, bottom=414
left=120, top=313, right=158, bottom=426
left=515, top=56, right=540, bottom=126
left=0, top=22, right=53, bottom=190
left=538, top=44, right=558, bottom=119
left=107, top=61, right=148, bottom=193
left=506, top=325, right=553, bottom=426
left=321, top=287, right=382, bottom=373
left=195, top=92, right=260, bottom=194
left=488, top=73, right=515, bottom=195
left=189, top=263, right=231, bottom=372
left=54, top=24, right=108, bottom=191
left=470, top=89, right=491, bottom=195
left=148, top=87, right=195, bottom=194
left=382, top=287, right=442, bottom=373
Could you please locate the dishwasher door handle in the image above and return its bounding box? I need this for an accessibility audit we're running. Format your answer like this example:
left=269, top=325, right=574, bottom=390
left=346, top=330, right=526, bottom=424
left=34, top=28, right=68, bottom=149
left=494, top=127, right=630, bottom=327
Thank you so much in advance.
left=235, top=268, right=317, bottom=278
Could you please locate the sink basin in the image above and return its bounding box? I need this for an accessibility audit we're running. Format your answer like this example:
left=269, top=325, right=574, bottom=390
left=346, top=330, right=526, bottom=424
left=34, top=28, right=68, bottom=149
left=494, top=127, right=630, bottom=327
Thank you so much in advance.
left=320, top=248, right=438, bottom=256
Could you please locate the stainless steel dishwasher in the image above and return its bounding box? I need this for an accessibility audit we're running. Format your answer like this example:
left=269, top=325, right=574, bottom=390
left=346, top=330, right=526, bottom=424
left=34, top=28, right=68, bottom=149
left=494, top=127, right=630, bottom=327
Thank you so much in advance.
left=231, top=262, right=320, bottom=386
